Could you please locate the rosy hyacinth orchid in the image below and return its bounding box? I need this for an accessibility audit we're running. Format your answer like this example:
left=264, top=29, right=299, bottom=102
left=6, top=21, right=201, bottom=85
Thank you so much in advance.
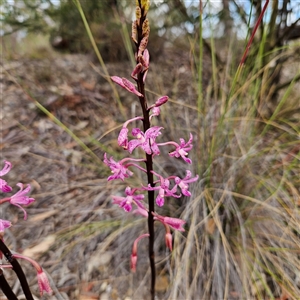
left=143, top=171, right=181, bottom=206
left=128, top=126, right=163, bottom=155
left=158, top=133, right=193, bottom=164
left=112, top=186, right=145, bottom=212
left=104, top=153, right=146, bottom=181
left=175, top=170, right=199, bottom=197
left=9, top=183, right=35, bottom=220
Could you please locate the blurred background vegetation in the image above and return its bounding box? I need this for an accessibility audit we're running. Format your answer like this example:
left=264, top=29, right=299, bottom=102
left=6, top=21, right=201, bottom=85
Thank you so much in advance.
left=1, top=0, right=300, bottom=299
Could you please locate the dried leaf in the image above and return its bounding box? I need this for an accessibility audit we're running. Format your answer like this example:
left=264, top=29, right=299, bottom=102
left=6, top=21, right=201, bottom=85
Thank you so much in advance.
left=22, top=235, right=56, bottom=259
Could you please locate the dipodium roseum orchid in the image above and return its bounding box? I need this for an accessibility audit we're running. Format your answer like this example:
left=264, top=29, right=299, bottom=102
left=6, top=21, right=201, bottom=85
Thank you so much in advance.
left=104, top=1, right=198, bottom=298
left=158, top=133, right=194, bottom=164
left=9, top=183, right=35, bottom=220
left=104, top=153, right=146, bottom=181
left=127, top=126, right=163, bottom=155
left=143, top=171, right=181, bottom=207
left=112, top=186, right=145, bottom=212
left=175, top=170, right=199, bottom=197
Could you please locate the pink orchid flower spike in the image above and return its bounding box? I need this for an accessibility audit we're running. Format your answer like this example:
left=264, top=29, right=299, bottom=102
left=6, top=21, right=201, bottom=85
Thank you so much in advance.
left=10, top=183, right=35, bottom=220
left=131, top=233, right=149, bottom=272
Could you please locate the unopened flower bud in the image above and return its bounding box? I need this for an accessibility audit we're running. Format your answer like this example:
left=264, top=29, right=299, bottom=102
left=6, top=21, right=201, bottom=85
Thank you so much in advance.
left=141, top=0, right=150, bottom=16
left=131, top=63, right=143, bottom=79
left=136, top=6, right=141, bottom=21
left=131, top=233, right=149, bottom=272
left=13, top=254, right=52, bottom=296
left=132, top=21, right=137, bottom=44
left=155, top=96, right=168, bottom=107
left=165, top=232, right=173, bottom=251
left=142, top=19, right=150, bottom=37
left=131, top=253, right=137, bottom=272
left=138, top=36, right=149, bottom=57
left=118, top=127, right=129, bottom=149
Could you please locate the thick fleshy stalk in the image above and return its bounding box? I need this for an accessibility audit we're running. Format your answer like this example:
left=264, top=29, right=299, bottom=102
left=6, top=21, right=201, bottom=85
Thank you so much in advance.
left=133, top=2, right=156, bottom=298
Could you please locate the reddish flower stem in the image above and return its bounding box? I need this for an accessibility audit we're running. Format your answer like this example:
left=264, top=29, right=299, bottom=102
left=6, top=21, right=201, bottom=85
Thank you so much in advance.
left=136, top=2, right=156, bottom=299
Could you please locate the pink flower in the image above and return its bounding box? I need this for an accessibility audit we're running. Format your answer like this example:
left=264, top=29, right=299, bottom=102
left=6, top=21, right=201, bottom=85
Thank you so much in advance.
left=12, top=254, right=52, bottom=296
left=104, top=153, right=133, bottom=181
left=118, top=127, right=129, bottom=149
left=131, top=233, right=149, bottom=272
left=132, top=205, right=149, bottom=218
left=0, top=161, right=11, bottom=176
left=117, top=116, right=144, bottom=149
left=169, top=133, right=193, bottom=164
left=128, top=126, right=163, bottom=155
left=0, top=161, right=12, bottom=192
left=149, top=107, right=160, bottom=121
left=143, top=171, right=181, bottom=206
left=131, top=63, right=143, bottom=80
left=153, top=212, right=186, bottom=232
left=175, top=170, right=199, bottom=196
left=37, top=270, right=52, bottom=296
left=9, top=183, right=35, bottom=220
left=104, top=153, right=146, bottom=181
left=111, top=76, right=143, bottom=97
left=0, top=219, right=11, bottom=232
left=148, top=96, right=169, bottom=110
left=112, top=187, right=145, bottom=212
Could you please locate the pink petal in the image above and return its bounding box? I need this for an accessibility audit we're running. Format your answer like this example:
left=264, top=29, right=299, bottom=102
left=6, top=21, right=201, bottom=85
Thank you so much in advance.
left=0, top=161, right=12, bottom=176
left=37, top=271, right=52, bottom=296
left=0, top=219, right=12, bottom=232
left=111, top=76, right=125, bottom=87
